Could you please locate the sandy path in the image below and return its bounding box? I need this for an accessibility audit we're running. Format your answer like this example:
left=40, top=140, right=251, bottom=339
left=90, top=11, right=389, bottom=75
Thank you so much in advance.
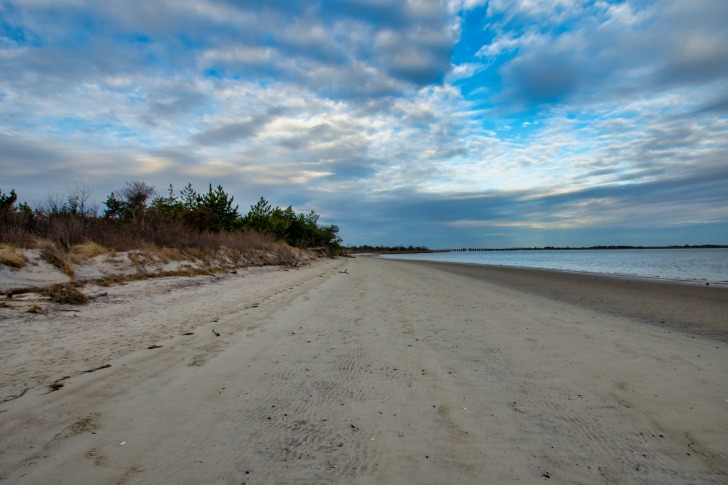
left=1, top=257, right=726, bottom=483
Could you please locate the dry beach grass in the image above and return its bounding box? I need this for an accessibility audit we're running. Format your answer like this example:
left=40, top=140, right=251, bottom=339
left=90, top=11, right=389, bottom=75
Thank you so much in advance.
left=0, top=244, right=25, bottom=269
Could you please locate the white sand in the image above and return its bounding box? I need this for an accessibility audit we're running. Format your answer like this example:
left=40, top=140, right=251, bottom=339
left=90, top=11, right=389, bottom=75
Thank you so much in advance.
left=1, top=256, right=726, bottom=483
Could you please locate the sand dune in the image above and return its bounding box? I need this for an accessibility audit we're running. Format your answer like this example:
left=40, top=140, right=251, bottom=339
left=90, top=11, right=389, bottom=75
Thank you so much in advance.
left=1, top=256, right=726, bottom=483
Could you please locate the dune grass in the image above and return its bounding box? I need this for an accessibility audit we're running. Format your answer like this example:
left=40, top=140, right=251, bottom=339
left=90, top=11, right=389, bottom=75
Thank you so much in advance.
left=0, top=244, right=25, bottom=268
left=37, top=239, right=75, bottom=276
left=70, top=241, right=108, bottom=264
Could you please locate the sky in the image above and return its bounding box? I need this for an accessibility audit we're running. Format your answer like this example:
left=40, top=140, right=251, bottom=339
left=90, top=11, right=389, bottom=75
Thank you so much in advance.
left=1, top=0, right=727, bottom=248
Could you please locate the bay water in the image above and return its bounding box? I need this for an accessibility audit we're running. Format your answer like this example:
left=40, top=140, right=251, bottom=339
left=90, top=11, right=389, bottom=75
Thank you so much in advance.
left=381, top=248, right=728, bottom=285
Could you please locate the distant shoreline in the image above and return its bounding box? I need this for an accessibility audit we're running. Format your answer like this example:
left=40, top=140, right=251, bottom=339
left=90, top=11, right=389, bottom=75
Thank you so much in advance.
left=347, top=244, right=727, bottom=254
left=430, top=244, right=728, bottom=252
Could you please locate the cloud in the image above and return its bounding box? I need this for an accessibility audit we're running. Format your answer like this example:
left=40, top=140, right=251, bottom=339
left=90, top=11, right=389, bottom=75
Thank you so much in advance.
left=486, top=0, right=586, bottom=23
left=1, top=0, right=727, bottom=248
left=478, top=0, right=728, bottom=108
left=192, top=109, right=280, bottom=146
left=0, top=133, right=71, bottom=173
left=1, top=0, right=458, bottom=106
left=197, top=0, right=458, bottom=91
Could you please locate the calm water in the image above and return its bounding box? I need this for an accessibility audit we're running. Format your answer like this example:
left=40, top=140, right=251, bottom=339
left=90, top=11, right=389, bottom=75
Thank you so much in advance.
left=381, top=248, right=728, bottom=285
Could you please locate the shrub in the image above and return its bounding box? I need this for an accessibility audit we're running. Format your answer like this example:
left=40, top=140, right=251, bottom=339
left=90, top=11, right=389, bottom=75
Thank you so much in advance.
left=0, top=183, right=343, bottom=270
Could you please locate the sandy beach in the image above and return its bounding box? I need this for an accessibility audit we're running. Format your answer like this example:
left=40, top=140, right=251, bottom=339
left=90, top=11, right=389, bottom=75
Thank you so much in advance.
left=1, top=256, right=727, bottom=483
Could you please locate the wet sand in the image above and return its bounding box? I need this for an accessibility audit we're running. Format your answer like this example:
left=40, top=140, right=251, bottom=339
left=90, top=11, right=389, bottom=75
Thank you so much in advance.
left=404, top=260, right=728, bottom=341
left=1, top=256, right=727, bottom=483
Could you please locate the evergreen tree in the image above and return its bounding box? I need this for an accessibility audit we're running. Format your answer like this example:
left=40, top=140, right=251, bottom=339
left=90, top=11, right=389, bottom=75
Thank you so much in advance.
left=199, top=184, right=239, bottom=231
left=0, top=189, right=17, bottom=211
left=104, top=181, right=155, bottom=224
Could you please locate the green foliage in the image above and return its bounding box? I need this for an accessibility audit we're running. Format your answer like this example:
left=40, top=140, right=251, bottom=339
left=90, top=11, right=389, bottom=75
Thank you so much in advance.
left=0, top=189, right=17, bottom=211
left=244, top=197, right=274, bottom=233
left=104, top=193, right=126, bottom=219
left=18, top=202, right=33, bottom=218
left=104, top=181, right=155, bottom=224
left=149, top=184, right=185, bottom=220
left=241, top=197, right=341, bottom=251
left=148, top=183, right=240, bottom=231
left=180, top=183, right=199, bottom=210
left=0, top=189, right=37, bottom=230
left=199, top=184, right=239, bottom=231
left=0, top=188, right=19, bottom=230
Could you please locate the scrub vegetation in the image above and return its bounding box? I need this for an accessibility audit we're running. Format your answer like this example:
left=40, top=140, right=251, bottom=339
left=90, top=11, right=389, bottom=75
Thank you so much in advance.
left=0, top=183, right=342, bottom=271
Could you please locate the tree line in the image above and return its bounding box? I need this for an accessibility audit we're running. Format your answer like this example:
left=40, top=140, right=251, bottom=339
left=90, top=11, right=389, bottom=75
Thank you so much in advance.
left=346, top=245, right=431, bottom=254
left=0, top=182, right=342, bottom=253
